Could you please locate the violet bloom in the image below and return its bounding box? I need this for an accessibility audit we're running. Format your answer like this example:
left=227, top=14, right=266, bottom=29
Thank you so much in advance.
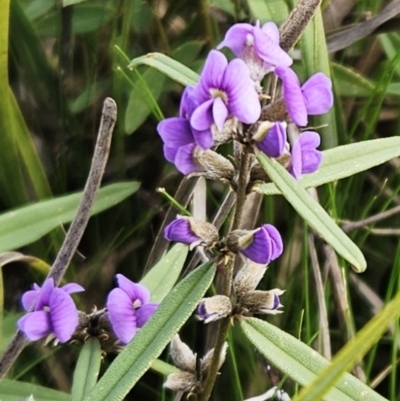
left=191, top=50, right=261, bottom=135
left=218, top=21, right=292, bottom=81
left=164, top=217, right=200, bottom=245
left=255, top=121, right=287, bottom=158
left=229, top=224, right=283, bottom=264
left=274, top=67, right=333, bottom=126
left=107, top=274, right=158, bottom=344
left=18, top=278, right=84, bottom=343
left=289, top=131, right=322, bottom=180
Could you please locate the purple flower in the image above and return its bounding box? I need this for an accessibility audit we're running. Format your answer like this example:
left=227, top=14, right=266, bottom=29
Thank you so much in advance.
left=239, top=224, right=283, bottom=264
left=18, top=278, right=84, bottom=343
left=217, top=21, right=292, bottom=81
left=106, top=274, right=158, bottom=344
left=255, top=122, right=287, bottom=158
left=191, top=50, right=261, bottom=134
left=274, top=67, right=333, bottom=126
left=289, top=131, right=322, bottom=180
left=164, top=217, right=201, bottom=245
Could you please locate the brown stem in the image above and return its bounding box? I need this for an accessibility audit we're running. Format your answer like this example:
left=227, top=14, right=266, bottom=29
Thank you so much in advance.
left=0, top=98, right=117, bottom=378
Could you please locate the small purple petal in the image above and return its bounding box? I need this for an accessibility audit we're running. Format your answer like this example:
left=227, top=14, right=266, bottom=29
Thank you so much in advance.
left=190, top=99, right=214, bottom=132
left=174, top=143, right=200, bottom=175
left=191, top=127, right=214, bottom=150
left=164, top=218, right=200, bottom=244
left=298, top=131, right=322, bottom=174
left=136, top=303, right=158, bottom=328
left=261, top=224, right=283, bottom=261
left=256, top=122, right=287, bottom=157
left=49, top=288, right=78, bottom=343
left=116, top=274, right=150, bottom=306
left=107, top=288, right=137, bottom=344
left=289, top=139, right=302, bottom=180
left=157, top=118, right=194, bottom=148
left=197, top=50, right=228, bottom=102
left=217, top=23, right=254, bottom=57
left=240, top=227, right=273, bottom=264
left=163, top=145, right=178, bottom=163
left=302, top=73, right=333, bottom=115
left=253, top=27, right=292, bottom=68
left=272, top=294, right=280, bottom=310
left=61, top=283, right=85, bottom=294
left=197, top=301, right=209, bottom=320
left=35, top=278, right=55, bottom=311
left=212, top=97, right=229, bottom=132
left=223, top=59, right=261, bottom=124
left=180, top=86, right=199, bottom=118
left=18, top=311, right=52, bottom=341
left=261, top=22, right=279, bottom=44
left=275, top=67, right=307, bottom=126
left=22, top=289, right=39, bottom=311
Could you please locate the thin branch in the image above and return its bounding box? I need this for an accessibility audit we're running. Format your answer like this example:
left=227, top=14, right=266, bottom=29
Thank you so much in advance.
left=0, top=98, right=117, bottom=378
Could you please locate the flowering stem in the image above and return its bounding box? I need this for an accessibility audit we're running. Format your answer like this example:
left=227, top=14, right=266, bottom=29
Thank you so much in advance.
left=200, top=148, right=252, bottom=401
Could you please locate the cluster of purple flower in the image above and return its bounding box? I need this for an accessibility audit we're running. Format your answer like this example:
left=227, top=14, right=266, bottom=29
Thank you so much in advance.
left=157, top=21, right=333, bottom=180
left=18, top=275, right=157, bottom=346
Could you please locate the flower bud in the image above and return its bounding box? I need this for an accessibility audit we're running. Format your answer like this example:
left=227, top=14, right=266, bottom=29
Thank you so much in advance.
left=234, top=261, right=267, bottom=297
left=226, top=224, right=283, bottom=264
left=193, top=147, right=235, bottom=183
left=201, top=341, right=228, bottom=374
left=164, top=216, right=219, bottom=249
left=240, top=289, right=284, bottom=314
left=197, top=295, right=232, bottom=323
left=169, top=334, right=196, bottom=372
left=164, top=371, right=197, bottom=393
left=254, top=122, right=287, bottom=158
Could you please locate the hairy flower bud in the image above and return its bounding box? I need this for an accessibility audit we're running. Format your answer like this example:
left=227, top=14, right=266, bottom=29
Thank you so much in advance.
left=234, top=261, right=267, bottom=297
left=240, top=289, right=284, bottom=314
left=169, top=334, right=196, bottom=372
left=164, top=372, right=197, bottom=393
left=197, top=295, right=232, bottom=323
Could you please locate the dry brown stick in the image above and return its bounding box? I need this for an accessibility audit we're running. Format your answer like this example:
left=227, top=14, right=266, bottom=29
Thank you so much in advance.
left=0, top=98, right=117, bottom=378
left=279, top=0, right=322, bottom=52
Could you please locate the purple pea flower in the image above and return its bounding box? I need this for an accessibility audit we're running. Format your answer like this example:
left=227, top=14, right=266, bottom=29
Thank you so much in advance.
left=106, top=274, right=158, bottom=344
left=255, top=121, right=287, bottom=158
left=18, top=278, right=84, bottom=343
left=217, top=21, right=292, bottom=81
left=289, top=131, right=322, bottom=180
left=274, top=67, right=333, bottom=126
left=164, top=217, right=201, bottom=245
left=190, top=50, right=261, bottom=135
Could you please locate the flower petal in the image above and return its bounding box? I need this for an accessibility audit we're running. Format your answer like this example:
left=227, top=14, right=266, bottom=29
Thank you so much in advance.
left=35, top=278, right=55, bottom=311
left=212, top=97, right=228, bottom=132
left=136, top=303, right=158, bottom=328
left=180, top=86, right=199, bottom=118
left=197, top=50, right=228, bottom=102
left=18, top=311, right=52, bottom=341
left=262, top=224, right=283, bottom=261
left=256, top=122, right=287, bottom=157
left=190, top=99, right=214, bottom=131
left=116, top=274, right=150, bottom=306
left=191, top=127, right=214, bottom=150
left=22, top=289, right=39, bottom=311
left=275, top=67, right=307, bottom=126
left=164, top=218, right=200, bottom=244
left=49, top=288, right=78, bottom=343
left=163, top=144, right=178, bottom=163
left=174, top=143, right=200, bottom=175
left=240, top=227, right=273, bottom=264
left=261, top=22, right=279, bottom=44
left=61, top=283, right=85, bottom=294
left=253, top=27, right=292, bottom=68
left=222, top=59, right=261, bottom=124
left=289, top=138, right=302, bottom=180
left=299, top=131, right=322, bottom=174
left=302, top=73, right=333, bottom=115
left=107, top=288, right=137, bottom=344
left=157, top=118, right=194, bottom=148
left=217, top=23, right=254, bottom=57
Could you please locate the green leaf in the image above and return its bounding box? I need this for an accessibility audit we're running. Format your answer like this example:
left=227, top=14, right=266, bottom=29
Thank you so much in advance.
left=332, top=63, right=375, bottom=97
left=71, top=338, right=102, bottom=401
left=124, top=68, right=166, bottom=134
left=63, top=0, right=86, bottom=6
left=241, top=318, right=388, bottom=401
left=255, top=137, right=400, bottom=195
left=128, top=53, right=199, bottom=87
left=292, top=292, right=400, bottom=401
left=0, top=182, right=140, bottom=252
left=83, top=262, right=216, bottom=401
left=256, top=149, right=366, bottom=272
left=140, top=243, right=189, bottom=303
left=247, top=0, right=289, bottom=25
left=0, top=378, right=69, bottom=401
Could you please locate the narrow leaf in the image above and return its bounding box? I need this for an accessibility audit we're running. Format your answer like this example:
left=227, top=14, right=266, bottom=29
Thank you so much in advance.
left=128, top=53, right=199, bottom=86
left=0, top=182, right=140, bottom=252
left=241, top=318, right=388, bottom=401
left=255, top=137, right=400, bottom=195
left=293, top=291, right=400, bottom=401
left=71, top=338, right=102, bottom=401
left=256, top=149, right=366, bottom=272
left=83, top=262, right=216, bottom=401
left=140, top=243, right=189, bottom=303
left=0, top=252, right=51, bottom=275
